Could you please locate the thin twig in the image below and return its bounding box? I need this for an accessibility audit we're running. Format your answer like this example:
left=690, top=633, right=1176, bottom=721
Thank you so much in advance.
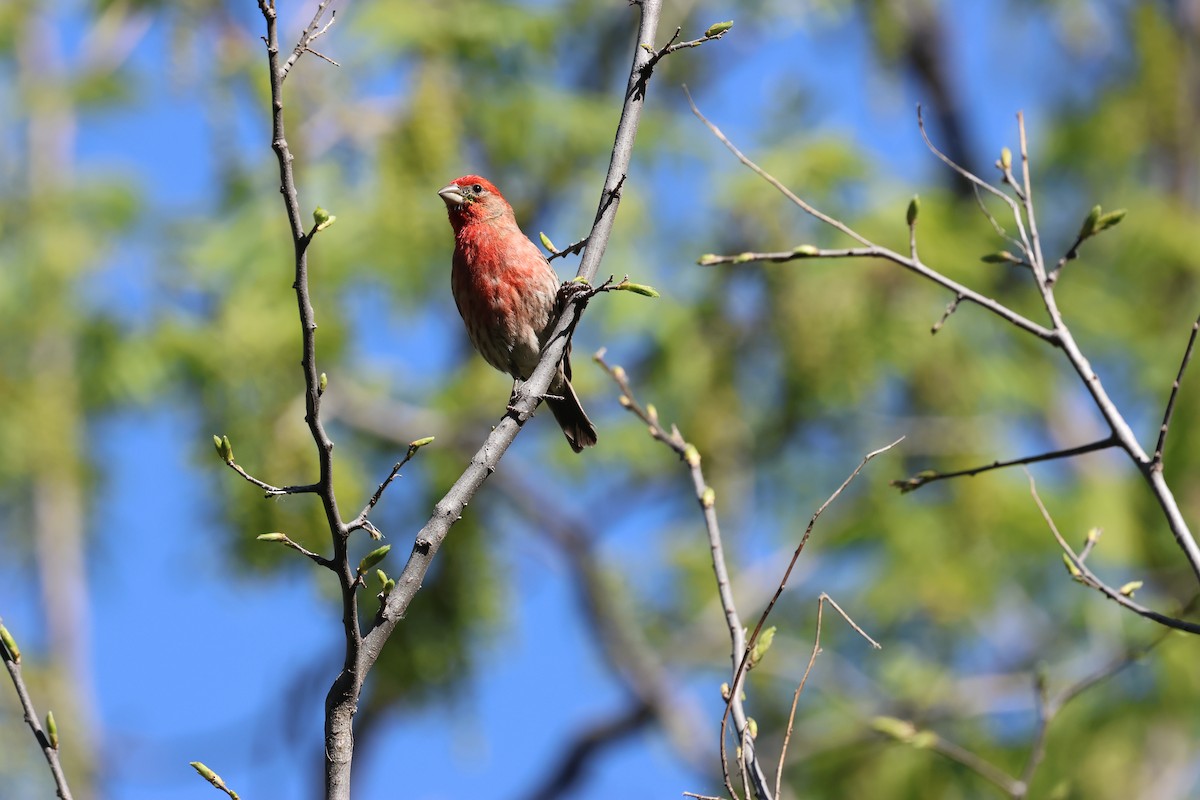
left=718, top=442, right=895, bottom=797
left=1015, top=113, right=1048, bottom=285
left=1153, top=311, right=1200, bottom=467
left=545, top=234, right=589, bottom=261
left=916, top=105, right=1033, bottom=263
left=1026, top=470, right=1200, bottom=634
left=346, top=439, right=430, bottom=533
left=278, top=1, right=339, bottom=80
left=594, top=351, right=773, bottom=800
left=775, top=596, right=824, bottom=799
left=1, top=621, right=73, bottom=800
left=891, top=436, right=1119, bottom=493
left=635, top=23, right=730, bottom=97
left=260, top=532, right=332, bottom=568
left=688, top=93, right=1057, bottom=344
left=931, top=293, right=963, bottom=334
left=224, top=460, right=319, bottom=497
left=773, top=592, right=875, bottom=797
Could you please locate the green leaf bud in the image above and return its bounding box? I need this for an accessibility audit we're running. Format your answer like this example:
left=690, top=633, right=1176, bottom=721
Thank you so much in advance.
left=1118, top=580, right=1143, bottom=597
left=358, top=544, right=391, bottom=575
left=704, top=20, right=734, bottom=37
left=0, top=624, right=19, bottom=663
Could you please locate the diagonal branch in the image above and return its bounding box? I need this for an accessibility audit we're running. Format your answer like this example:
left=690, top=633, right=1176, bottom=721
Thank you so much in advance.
left=278, top=0, right=338, bottom=80
left=1153, top=311, right=1200, bottom=467
left=686, top=92, right=1057, bottom=344
left=891, top=436, right=1118, bottom=493
left=1, top=620, right=73, bottom=800
left=1026, top=471, right=1200, bottom=634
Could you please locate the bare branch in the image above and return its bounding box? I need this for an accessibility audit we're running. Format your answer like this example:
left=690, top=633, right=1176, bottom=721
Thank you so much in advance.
left=891, top=436, right=1119, bottom=493
left=346, top=438, right=433, bottom=534
left=774, top=592, right=876, bottom=797
left=1, top=620, right=73, bottom=800
left=223, top=459, right=319, bottom=498
left=594, top=351, right=773, bottom=800
left=931, top=293, right=963, bottom=334
left=718, top=441, right=895, bottom=798
left=687, top=93, right=1057, bottom=344
left=698, top=97, right=1200, bottom=587
left=279, top=1, right=339, bottom=80
left=916, top=105, right=1033, bottom=261
left=636, top=22, right=731, bottom=97
left=1015, top=112, right=1048, bottom=284
left=1026, top=471, right=1200, bottom=634
left=1153, top=312, right=1200, bottom=467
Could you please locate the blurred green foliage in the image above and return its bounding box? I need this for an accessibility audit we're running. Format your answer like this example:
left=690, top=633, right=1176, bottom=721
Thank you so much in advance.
left=1, top=0, right=1199, bottom=798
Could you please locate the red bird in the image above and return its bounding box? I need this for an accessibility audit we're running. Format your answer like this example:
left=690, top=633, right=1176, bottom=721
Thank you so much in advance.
left=438, top=175, right=597, bottom=452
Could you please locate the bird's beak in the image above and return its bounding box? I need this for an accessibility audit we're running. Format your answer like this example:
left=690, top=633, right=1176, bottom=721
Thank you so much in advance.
left=437, top=183, right=465, bottom=208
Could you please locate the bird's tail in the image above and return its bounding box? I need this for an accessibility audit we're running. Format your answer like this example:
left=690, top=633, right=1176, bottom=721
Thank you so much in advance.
left=547, top=379, right=597, bottom=453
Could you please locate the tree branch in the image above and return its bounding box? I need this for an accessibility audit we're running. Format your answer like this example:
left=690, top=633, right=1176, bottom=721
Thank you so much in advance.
left=686, top=93, right=1057, bottom=344
left=891, top=436, right=1119, bottom=493
left=1153, top=311, right=1200, bottom=468
left=1026, top=471, right=1200, bottom=634
left=594, top=352, right=773, bottom=799
left=693, top=95, right=1200, bottom=592
left=1, top=620, right=73, bottom=800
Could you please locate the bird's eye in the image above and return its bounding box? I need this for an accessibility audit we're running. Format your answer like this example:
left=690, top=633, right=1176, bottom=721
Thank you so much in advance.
left=472, top=183, right=483, bottom=194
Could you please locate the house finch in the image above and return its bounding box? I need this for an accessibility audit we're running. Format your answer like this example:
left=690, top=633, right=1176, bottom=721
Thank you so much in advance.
left=438, top=175, right=597, bottom=452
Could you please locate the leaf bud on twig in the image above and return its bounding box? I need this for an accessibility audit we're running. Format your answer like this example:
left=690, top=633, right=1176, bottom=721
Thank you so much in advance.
left=793, top=244, right=820, bottom=256
left=748, top=625, right=776, bottom=667
left=46, top=711, right=58, bottom=749
left=539, top=232, right=557, bottom=252
left=318, top=372, right=328, bottom=395
left=0, top=624, right=19, bottom=662
left=906, top=195, right=920, bottom=226
left=999, top=147, right=1012, bottom=171
left=1078, top=205, right=1102, bottom=239
left=313, top=206, right=336, bottom=231
left=615, top=280, right=660, bottom=297
left=1118, top=580, right=1143, bottom=597
left=256, top=532, right=288, bottom=542
left=701, top=486, right=716, bottom=508
left=704, top=20, right=734, bottom=37
left=357, top=544, right=391, bottom=575
left=1095, top=209, right=1126, bottom=233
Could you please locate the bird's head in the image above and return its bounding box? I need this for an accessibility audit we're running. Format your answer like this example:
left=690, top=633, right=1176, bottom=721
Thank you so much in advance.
left=438, top=175, right=512, bottom=231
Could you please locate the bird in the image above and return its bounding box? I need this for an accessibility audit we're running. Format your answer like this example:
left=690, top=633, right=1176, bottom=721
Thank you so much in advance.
left=438, top=175, right=597, bottom=453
